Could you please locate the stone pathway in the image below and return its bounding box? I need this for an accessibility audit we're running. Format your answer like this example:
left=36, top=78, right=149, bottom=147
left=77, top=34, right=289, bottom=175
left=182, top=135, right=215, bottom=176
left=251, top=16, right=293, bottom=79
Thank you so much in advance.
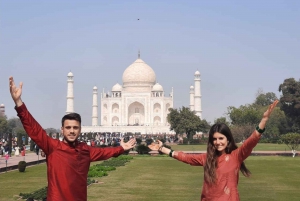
left=0, top=152, right=45, bottom=173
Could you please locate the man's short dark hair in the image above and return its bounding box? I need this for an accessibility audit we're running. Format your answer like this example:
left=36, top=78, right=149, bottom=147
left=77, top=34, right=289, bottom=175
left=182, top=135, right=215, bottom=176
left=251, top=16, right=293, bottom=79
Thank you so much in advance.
left=61, top=113, right=81, bottom=126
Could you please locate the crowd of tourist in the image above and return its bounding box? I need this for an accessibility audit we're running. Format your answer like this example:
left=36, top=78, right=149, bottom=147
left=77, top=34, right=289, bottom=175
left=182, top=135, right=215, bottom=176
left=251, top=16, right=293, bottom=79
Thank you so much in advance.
left=0, top=132, right=180, bottom=157
left=0, top=137, right=28, bottom=157
left=73, top=132, right=178, bottom=146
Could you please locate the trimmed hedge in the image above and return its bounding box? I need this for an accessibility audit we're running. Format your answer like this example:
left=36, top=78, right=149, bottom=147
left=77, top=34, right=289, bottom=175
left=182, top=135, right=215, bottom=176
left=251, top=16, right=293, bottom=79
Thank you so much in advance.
left=136, top=144, right=150, bottom=154
left=18, top=161, right=27, bottom=172
left=19, top=187, right=47, bottom=200
left=88, top=165, right=116, bottom=177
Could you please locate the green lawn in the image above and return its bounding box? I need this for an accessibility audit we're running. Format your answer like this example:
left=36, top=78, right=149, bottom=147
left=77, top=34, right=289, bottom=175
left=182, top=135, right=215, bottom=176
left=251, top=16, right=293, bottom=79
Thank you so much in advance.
left=171, top=143, right=289, bottom=152
left=88, top=156, right=300, bottom=201
left=0, top=164, right=48, bottom=201
left=239, top=156, right=300, bottom=201
left=0, top=156, right=299, bottom=201
left=251, top=143, right=289, bottom=151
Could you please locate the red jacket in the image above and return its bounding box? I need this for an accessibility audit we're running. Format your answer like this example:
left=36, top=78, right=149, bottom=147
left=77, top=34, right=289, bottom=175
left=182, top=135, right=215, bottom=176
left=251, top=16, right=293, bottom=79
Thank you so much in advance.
left=174, top=132, right=260, bottom=201
left=16, top=103, right=124, bottom=201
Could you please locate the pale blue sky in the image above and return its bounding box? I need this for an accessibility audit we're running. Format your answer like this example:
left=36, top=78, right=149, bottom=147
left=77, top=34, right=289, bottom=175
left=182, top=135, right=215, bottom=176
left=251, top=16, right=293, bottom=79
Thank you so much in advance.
left=1, top=1, right=299, bottom=128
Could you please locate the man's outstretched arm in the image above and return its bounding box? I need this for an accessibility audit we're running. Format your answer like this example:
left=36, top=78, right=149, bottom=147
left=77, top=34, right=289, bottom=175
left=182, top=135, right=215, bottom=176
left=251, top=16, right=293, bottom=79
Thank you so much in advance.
left=89, top=138, right=136, bottom=161
left=9, top=76, right=55, bottom=154
left=9, top=76, right=23, bottom=107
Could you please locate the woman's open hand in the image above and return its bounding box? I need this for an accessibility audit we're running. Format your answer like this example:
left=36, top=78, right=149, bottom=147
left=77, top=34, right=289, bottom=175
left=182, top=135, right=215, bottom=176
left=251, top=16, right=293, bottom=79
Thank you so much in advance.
left=148, top=140, right=163, bottom=151
left=263, top=100, right=279, bottom=119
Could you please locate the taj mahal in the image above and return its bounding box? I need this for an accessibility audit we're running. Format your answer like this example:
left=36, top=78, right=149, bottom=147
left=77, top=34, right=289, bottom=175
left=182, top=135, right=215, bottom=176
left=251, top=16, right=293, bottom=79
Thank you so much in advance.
left=65, top=54, right=202, bottom=135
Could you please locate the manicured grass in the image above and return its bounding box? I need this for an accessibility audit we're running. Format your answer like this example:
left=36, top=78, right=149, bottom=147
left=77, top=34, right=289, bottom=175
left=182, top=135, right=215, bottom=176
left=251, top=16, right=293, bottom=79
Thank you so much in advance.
left=171, top=144, right=207, bottom=151
left=0, top=156, right=299, bottom=201
left=171, top=143, right=289, bottom=152
left=87, top=156, right=300, bottom=201
left=251, top=143, right=289, bottom=151
left=87, top=156, right=202, bottom=201
left=0, top=164, right=47, bottom=201
left=239, top=156, right=300, bottom=200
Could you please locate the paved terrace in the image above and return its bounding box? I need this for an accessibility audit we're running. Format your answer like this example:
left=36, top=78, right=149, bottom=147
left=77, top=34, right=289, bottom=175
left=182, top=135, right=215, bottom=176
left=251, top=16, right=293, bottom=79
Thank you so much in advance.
left=0, top=152, right=46, bottom=173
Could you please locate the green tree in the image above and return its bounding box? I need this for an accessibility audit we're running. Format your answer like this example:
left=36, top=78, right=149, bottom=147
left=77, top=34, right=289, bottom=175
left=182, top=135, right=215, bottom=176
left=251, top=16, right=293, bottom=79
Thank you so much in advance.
left=16, top=127, right=27, bottom=146
left=278, top=78, right=300, bottom=132
left=262, top=107, right=288, bottom=140
left=254, top=91, right=278, bottom=107
left=17, top=132, right=23, bottom=147
left=227, top=104, right=260, bottom=141
left=7, top=117, right=24, bottom=142
left=0, top=116, right=8, bottom=138
left=167, top=107, right=210, bottom=143
left=199, top=119, right=211, bottom=134
left=56, top=132, right=60, bottom=139
left=230, top=124, right=254, bottom=143
left=253, top=91, right=288, bottom=141
left=280, top=133, right=300, bottom=157
left=214, top=117, right=230, bottom=125
left=227, top=104, right=261, bottom=126
left=7, top=117, right=23, bottom=129
left=30, top=139, right=35, bottom=151
left=227, top=98, right=286, bottom=142
left=45, top=128, right=60, bottom=135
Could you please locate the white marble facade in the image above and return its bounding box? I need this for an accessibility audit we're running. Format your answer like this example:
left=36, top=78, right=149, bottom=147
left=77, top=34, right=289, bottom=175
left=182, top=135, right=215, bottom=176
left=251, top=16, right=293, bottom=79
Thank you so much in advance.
left=76, top=55, right=201, bottom=134
left=82, top=56, right=174, bottom=134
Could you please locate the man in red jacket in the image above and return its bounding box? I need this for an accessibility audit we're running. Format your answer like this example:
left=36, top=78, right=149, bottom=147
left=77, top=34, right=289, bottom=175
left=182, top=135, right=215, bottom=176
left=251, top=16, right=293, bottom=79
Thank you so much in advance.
left=9, top=76, right=136, bottom=201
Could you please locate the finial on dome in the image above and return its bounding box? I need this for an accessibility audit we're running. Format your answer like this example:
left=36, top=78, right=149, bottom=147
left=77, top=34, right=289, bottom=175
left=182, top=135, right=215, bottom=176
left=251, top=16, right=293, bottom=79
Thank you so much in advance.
left=68, top=71, right=73, bottom=76
left=138, top=50, right=140, bottom=59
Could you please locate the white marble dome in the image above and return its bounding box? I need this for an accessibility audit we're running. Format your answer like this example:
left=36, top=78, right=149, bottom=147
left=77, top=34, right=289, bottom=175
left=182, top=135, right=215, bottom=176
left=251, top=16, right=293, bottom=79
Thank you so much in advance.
left=93, top=86, right=97, bottom=90
left=0, top=104, right=4, bottom=107
left=112, top=83, right=122, bottom=91
left=194, top=70, right=200, bottom=76
left=68, top=72, right=73, bottom=76
left=122, top=58, right=156, bottom=88
left=152, top=83, right=163, bottom=91
left=190, top=85, right=194, bottom=92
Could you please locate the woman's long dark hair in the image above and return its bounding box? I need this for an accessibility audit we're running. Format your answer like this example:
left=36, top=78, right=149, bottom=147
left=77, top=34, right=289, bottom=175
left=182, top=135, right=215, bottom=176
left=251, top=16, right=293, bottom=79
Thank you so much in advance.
left=204, top=123, right=251, bottom=184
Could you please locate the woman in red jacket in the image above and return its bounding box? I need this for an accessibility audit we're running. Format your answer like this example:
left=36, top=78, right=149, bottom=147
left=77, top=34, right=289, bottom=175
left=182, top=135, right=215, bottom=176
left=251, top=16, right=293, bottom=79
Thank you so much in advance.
left=149, top=100, right=278, bottom=201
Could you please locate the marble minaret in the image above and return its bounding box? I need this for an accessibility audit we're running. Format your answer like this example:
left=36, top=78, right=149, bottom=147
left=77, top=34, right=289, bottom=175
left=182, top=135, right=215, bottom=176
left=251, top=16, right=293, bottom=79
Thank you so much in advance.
left=66, top=72, right=74, bottom=114
left=92, top=86, right=98, bottom=126
left=0, top=104, right=5, bottom=117
left=189, top=85, right=195, bottom=111
left=194, top=71, right=202, bottom=119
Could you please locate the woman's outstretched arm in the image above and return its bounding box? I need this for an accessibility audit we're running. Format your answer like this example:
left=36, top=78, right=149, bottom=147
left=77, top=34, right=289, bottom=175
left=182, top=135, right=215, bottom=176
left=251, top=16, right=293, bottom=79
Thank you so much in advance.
left=255, top=100, right=279, bottom=137
left=148, top=140, right=205, bottom=166
left=238, top=100, right=279, bottom=161
left=148, top=140, right=175, bottom=156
